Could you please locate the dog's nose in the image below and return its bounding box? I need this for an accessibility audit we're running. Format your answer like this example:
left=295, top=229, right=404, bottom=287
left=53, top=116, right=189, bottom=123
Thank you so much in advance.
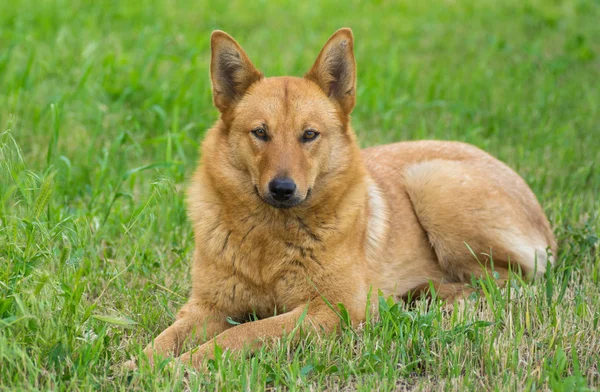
left=269, top=178, right=297, bottom=202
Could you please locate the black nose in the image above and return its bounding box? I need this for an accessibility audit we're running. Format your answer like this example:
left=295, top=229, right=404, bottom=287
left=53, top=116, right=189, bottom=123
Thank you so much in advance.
left=269, top=178, right=297, bottom=202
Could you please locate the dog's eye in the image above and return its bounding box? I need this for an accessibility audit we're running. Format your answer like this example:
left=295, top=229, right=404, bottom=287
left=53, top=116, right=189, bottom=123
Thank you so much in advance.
left=251, top=128, right=268, bottom=141
left=302, top=129, right=319, bottom=142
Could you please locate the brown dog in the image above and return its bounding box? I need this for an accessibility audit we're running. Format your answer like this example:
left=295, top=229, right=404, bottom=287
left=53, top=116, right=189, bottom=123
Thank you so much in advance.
left=126, top=28, right=556, bottom=370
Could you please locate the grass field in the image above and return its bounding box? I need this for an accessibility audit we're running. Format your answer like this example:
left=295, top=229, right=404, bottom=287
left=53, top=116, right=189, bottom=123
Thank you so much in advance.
left=1, top=0, right=599, bottom=390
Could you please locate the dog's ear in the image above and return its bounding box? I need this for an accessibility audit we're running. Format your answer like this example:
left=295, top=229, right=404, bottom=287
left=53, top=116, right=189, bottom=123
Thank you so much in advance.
left=210, top=31, right=263, bottom=113
left=305, top=28, right=356, bottom=115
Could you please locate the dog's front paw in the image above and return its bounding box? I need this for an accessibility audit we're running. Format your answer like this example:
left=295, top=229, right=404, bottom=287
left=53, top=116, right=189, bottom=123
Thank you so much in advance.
left=166, top=357, right=203, bottom=378
left=174, top=346, right=212, bottom=373
left=122, top=359, right=138, bottom=371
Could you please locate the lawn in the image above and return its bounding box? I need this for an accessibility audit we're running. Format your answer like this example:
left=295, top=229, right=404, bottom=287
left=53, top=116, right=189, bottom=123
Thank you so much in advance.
left=1, top=0, right=599, bottom=390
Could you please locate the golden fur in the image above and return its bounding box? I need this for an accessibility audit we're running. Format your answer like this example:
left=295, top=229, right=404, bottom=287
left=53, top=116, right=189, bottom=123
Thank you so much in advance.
left=125, top=28, right=556, bottom=370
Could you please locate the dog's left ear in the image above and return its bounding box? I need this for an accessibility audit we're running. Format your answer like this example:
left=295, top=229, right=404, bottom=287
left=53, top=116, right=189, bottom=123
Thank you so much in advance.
left=210, top=31, right=263, bottom=113
left=305, top=28, right=356, bottom=115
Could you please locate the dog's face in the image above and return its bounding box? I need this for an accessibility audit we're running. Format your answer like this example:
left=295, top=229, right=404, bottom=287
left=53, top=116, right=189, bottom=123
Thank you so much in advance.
left=210, top=29, right=357, bottom=209
left=229, top=78, right=349, bottom=208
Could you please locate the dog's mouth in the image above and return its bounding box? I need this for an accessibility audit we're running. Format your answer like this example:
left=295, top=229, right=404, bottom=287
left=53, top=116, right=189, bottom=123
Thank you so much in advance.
left=254, top=186, right=311, bottom=209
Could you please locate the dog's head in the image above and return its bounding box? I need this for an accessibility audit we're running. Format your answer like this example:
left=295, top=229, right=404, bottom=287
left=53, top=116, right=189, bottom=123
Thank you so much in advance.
left=208, top=28, right=358, bottom=209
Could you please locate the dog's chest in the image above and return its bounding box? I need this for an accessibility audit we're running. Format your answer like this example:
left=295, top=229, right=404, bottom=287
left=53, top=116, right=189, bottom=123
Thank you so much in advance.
left=197, top=220, right=327, bottom=318
left=210, top=265, right=312, bottom=319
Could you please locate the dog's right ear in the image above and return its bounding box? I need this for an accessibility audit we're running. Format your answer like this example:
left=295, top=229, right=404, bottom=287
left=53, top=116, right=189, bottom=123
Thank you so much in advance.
left=210, top=31, right=263, bottom=113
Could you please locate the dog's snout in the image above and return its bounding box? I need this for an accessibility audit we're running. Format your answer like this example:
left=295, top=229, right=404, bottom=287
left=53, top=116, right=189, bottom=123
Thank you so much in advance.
left=269, top=178, right=297, bottom=201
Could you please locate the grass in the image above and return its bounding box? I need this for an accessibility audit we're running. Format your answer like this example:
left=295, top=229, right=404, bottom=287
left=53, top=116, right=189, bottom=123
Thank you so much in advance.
left=1, top=0, right=599, bottom=390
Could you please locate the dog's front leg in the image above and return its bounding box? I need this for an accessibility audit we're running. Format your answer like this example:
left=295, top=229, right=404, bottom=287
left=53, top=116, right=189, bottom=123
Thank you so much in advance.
left=125, top=302, right=231, bottom=369
left=176, top=299, right=346, bottom=369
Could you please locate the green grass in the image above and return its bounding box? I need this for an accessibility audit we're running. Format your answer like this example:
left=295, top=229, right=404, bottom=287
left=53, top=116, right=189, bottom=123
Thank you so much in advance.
left=1, top=0, right=599, bottom=390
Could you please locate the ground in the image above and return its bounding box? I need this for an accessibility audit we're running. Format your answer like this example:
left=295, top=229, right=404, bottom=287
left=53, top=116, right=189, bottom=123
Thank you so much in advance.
left=1, top=0, right=599, bottom=390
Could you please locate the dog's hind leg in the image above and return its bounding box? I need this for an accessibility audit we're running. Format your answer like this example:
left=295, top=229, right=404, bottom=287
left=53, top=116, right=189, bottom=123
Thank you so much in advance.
left=405, top=281, right=477, bottom=304
left=404, top=267, right=510, bottom=305
left=403, top=159, right=556, bottom=284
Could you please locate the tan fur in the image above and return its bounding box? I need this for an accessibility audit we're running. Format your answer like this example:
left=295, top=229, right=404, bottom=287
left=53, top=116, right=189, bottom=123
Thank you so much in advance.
left=125, top=29, right=556, bottom=370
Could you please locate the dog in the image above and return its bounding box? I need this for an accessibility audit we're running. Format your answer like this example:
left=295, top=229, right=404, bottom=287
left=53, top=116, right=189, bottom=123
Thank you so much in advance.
left=125, top=28, right=556, bottom=370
